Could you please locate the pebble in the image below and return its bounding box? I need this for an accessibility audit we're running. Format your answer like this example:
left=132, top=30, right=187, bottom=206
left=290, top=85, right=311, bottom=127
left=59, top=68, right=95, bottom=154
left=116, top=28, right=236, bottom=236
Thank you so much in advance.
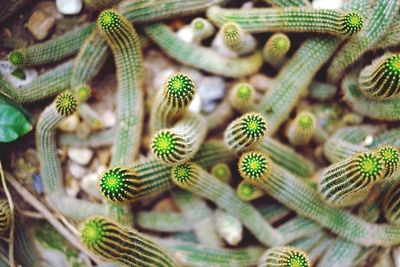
left=56, top=0, right=82, bottom=15
left=250, top=74, right=274, bottom=92
left=393, top=246, right=400, bottom=267
left=101, top=110, right=117, bottom=128
left=27, top=11, right=55, bottom=40
left=0, top=60, right=38, bottom=88
left=65, top=177, right=80, bottom=197
left=58, top=113, right=79, bottom=132
left=188, top=93, right=202, bottom=113
left=197, top=76, right=225, bottom=113
left=176, top=26, right=194, bottom=43
left=80, top=165, right=106, bottom=200
left=68, top=147, right=93, bottom=165
left=68, top=162, right=87, bottom=179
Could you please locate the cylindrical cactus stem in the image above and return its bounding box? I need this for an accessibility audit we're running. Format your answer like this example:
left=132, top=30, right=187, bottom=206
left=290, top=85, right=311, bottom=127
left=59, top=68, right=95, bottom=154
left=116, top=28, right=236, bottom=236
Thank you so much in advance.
left=211, top=163, right=232, bottom=184
left=0, top=72, right=19, bottom=100
left=0, top=199, right=10, bottom=235
left=136, top=211, right=191, bottom=233
left=263, top=33, right=291, bottom=69
left=78, top=103, right=104, bottom=130
left=98, top=9, right=144, bottom=166
left=317, top=151, right=386, bottom=208
left=8, top=24, right=96, bottom=67
left=236, top=180, right=265, bottom=201
left=151, top=112, right=207, bottom=165
left=375, top=16, right=400, bottom=50
left=143, top=23, right=264, bottom=78
left=383, top=182, right=400, bottom=225
left=207, top=7, right=363, bottom=37
left=286, top=111, right=316, bottom=146
left=149, top=73, right=196, bottom=134
left=308, top=81, right=337, bottom=101
left=172, top=189, right=223, bottom=247
left=359, top=53, right=400, bottom=100
left=80, top=216, right=180, bottom=267
left=263, top=0, right=310, bottom=7
left=224, top=112, right=268, bottom=154
left=228, top=83, right=256, bottom=113
left=190, top=17, right=215, bottom=43
left=221, top=22, right=257, bottom=55
left=84, top=0, right=120, bottom=10
left=258, top=246, right=311, bottom=267
left=99, top=140, right=234, bottom=203
left=59, top=128, right=115, bottom=147
left=72, top=83, right=91, bottom=102
left=171, top=162, right=285, bottom=247
left=238, top=151, right=272, bottom=185
left=378, top=146, right=400, bottom=178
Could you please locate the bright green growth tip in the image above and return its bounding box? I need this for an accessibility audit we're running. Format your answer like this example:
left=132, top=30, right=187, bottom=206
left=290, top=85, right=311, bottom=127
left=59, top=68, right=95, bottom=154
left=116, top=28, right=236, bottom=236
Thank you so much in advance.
left=152, top=131, right=177, bottom=157
left=193, top=19, right=205, bottom=30
left=297, top=112, right=315, bottom=130
left=378, top=146, right=399, bottom=168
left=241, top=113, right=268, bottom=138
left=211, top=163, right=231, bottom=183
left=98, top=9, right=122, bottom=33
left=75, top=84, right=91, bottom=102
left=239, top=151, right=271, bottom=183
left=173, top=163, right=193, bottom=184
left=239, top=182, right=257, bottom=197
left=236, top=83, right=253, bottom=101
left=166, top=73, right=195, bottom=99
left=99, top=167, right=137, bottom=203
left=356, top=152, right=384, bottom=179
left=222, top=22, right=240, bottom=39
left=11, top=69, right=26, bottom=80
left=285, top=249, right=310, bottom=267
left=262, top=247, right=310, bottom=267
left=341, top=12, right=363, bottom=35
left=267, top=33, right=290, bottom=56
left=8, top=51, right=24, bottom=67
left=55, top=92, right=78, bottom=116
left=80, top=217, right=106, bottom=248
left=386, top=54, right=400, bottom=74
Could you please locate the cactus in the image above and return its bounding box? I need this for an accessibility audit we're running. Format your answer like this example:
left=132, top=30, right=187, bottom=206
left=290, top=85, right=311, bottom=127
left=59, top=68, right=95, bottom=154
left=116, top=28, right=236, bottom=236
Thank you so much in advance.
left=220, top=22, right=256, bottom=55
left=286, top=111, right=316, bottom=146
left=228, top=83, right=255, bottom=113
left=263, top=33, right=291, bottom=69
left=258, top=246, right=311, bottom=267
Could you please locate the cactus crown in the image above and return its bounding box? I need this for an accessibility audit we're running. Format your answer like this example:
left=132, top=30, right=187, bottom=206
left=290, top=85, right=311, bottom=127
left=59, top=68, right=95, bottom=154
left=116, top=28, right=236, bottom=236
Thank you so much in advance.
left=241, top=113, right=268, bottom=139
left=164, top=73, right=195, bottom=106
left=98, top=9, right=123, bottom=34
left=296, top=112, right=315, bottom=130
left=262, top=247, right=310, bottom=267
left=75, top=84, right=91, bottom=102
left=55, top=92, right=78, bottom=116
left=341, top=12, right=363, bottom=36
left=386, top=54, right=400, bottom=74
left=80, top=217, right=107, bottom=248
left=211, top=163, right=231, bottom=182
left=235, top=83, right=254, bottom=101
left=267, top=33, right=291, bottom=56
left=222, top=22, right=241, bottom=40
left=239, top=151, right=271, bottom=184
left=356, top=152, right=384, bottom=179
left=8, top=50, right=24, bottom=67
left=378, top=146, right=399, bottom=169
left=238, top=181, right=258, bottom=198
left=173, top=163, right=193, bottom=184
left=283, top=248, right=310, bottom=267
left=151, top=131, right=178, bottom=157
left=99, top=167, right=137, bottom=203
left=192, top=18, right=205, bottom=30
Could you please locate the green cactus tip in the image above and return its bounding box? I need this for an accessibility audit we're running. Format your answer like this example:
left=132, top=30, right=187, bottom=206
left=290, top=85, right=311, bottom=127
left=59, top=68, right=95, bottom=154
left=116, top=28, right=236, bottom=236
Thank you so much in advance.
left=165, top=73, right=195, bottom=106
left=55, top=92, right=78, bottom=116
left=241, top=113, right=268, bottom=139
left=173, top=163, right=194, bottom=185
left=80, top=217, right=106, bottom=248
left=8, top=50, right=24, bottom=67
left=75, top=84, right=91, bottom=102
left=99, top=166, right=138, bottom=203
left=151, top=131, right=178, bottom=157
left=266, top=33, right=291, bottom=56
left=340, top=12, right=363, bottom=36
left=238, top=151, right=271, bottom=184
left=98, top=9, right=123, bottom=33
left=260, top=246, right=311, bottom=267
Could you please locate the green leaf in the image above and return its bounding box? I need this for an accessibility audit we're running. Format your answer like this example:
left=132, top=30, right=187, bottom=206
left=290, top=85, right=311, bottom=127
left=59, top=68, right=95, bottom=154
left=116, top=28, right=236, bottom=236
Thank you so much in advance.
left=0, top=96, right=32, bottom=143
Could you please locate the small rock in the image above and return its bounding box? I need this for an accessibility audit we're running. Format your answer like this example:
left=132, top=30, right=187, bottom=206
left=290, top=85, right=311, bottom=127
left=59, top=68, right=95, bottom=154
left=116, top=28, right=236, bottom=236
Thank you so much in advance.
left=153, top=197, right=178, bottom=212
left=65, top=177, right=80, bottom=197
left=176, top=25, right=194, bottom=43
left=68, top=162, right=87, bottom=179
left=76, top=122, right=92, bottom=138
left=56, top=0, right=82, bottom=15
left=58, top=113, right=79, bottom=132
left=68, top=147, right=93, bottom=166
left=249, top=74, right=274, bottom=92
left=241, top=2, right=254, bottom=9
left=101, top=110, right=116, bottom=128
left=198, top=76, right=225, bottom=101
left=35, top=1, right=63, bottom=20
left=80, top=165, right=106, bottom=200
left=27, top=10, right=55, bottom=40
left=188, top=93, right=202, bottom=113
left=97, top=149, right=111, bottom=166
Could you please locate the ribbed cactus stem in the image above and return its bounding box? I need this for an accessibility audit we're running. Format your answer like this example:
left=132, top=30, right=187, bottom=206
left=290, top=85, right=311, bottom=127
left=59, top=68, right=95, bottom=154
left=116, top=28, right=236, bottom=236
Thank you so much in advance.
left=221, top=22, right=257, bottom=55
left=98, top=9, right=144, bottom=166
left=258, top=246, right=311, bottom=267
left=286, top=111, right=316, bottom=146
left=151, top=112, right=206, bottom=165
left=80, top=217, right=180, bottom=267
left=211, top=163, right=232, bottom=184
left=0, top=199, right=10, bottom=235
left=263, top=33, right=291, bottom=69
left=384, top=182, right=400, bottom=225
left=149, top=73, right=196, bottom=134
left=236, top=181, right=265, bottom=201
left=171, top=162, right=285, bottom=246
left=207, top=7, right=363, bottom=36
left=190, top=17, right=215, bottom=43
left=224, top=112, right=268, bottom=154
left=359, top=53, right=400, bottom=100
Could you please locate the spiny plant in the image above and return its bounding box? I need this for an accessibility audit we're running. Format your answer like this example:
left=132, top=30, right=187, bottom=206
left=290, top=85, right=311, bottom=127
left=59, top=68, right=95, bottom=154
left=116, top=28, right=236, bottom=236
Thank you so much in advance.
left=190, top=17, right=215, bottom=42
left=150, top=73, right=196, bottom=133
left=286, top=111, right=316, bottom=146
left=359, top=53, right=400, bottom=99
left=80, top=216, right=179, bottom=267
left=98, top=9, right=144, bottom=166
left=221, top=22, right=256, bottom=55
left=228, top=83, right=255, bottom=113
left=318, top=151, right=386, bottom=207
left=258, top=246, right=311, bottom=267
left=236, top=180, right=265, bottom=201
left=211, top=162, right=232, bottom=184
left=263, top=33, right=291, bottom=69
left=0, top=199, right=10, bottom=235
left=55, top=91, right=78, bottom=117
left=377, top=145, right=400, bottom=178
left=151, top=112, right=206, bottom=165
left=224, top=112, right=268, bottom=154
left=99, top=166, right=138, bottom=203
left=208, top=7, right=364, bottom=36
left=238, top=151, right=272, bottom=185
left=73, top=83, right=91, bottom=102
